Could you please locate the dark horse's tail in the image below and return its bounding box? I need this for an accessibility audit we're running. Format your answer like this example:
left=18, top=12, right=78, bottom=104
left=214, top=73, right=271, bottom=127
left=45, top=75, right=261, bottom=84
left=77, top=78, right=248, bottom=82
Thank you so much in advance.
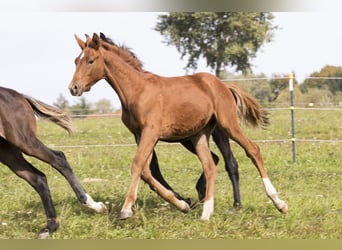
left=226, top=84, right=269, bottom=128
left=24, top=95, right=74, bottom=134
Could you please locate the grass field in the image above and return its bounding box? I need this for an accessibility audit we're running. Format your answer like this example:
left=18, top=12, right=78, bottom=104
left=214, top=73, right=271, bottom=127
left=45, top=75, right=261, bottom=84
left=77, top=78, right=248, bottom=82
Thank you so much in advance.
left=0, top=109, right=341, bottom=239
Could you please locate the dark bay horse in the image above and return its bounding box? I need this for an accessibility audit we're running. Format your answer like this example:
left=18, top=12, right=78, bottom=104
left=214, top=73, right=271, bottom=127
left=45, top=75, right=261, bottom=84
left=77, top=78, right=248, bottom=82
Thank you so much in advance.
left=69, top=33, right=288, bottom=221
left=0, top=86, right=106, bottom=238
left=95, top=33, right=242, bottom=209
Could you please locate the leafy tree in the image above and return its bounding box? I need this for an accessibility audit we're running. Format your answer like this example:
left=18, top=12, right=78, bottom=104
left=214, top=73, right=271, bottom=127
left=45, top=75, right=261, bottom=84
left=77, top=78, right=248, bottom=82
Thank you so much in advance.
left=94, top=98, right=114, bottom=113
left=300, top=65, right=342, bottom=94
left=53, top=93, right=69, bottom=109
left=155, top=12, right=276, bottom=77
left=70, top=97, right=92, bottom=117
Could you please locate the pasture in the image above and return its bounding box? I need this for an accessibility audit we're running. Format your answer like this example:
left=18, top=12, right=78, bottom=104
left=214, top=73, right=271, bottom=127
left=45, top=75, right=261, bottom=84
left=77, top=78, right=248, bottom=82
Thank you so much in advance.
left=0, top=108, right=341, bottom=239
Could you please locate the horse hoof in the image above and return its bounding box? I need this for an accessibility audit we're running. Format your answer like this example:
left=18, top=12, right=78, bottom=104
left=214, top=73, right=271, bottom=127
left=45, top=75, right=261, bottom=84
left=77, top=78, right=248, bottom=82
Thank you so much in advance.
left=200, top=215, right=211, bottom=221
left=38, top=229, right=50, bottom=239
left=180, top=200, right=191, bottom=213
left=120, top=209, right=133, bottom=219
left=96, top=202, right=108, bottom=213
left=233, top=202, right=243, bottom=210
left=278, top=203, right=288, bottom=214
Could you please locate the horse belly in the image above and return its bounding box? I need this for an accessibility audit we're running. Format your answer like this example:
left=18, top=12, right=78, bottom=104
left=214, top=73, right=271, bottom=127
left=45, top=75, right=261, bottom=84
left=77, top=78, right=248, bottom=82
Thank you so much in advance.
left=160, top=102, right=213, bottom=140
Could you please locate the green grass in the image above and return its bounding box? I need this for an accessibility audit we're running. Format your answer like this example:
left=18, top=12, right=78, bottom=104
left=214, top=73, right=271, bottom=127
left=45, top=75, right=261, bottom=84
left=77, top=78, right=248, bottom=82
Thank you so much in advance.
left=0, top=109, right=341, bottom=239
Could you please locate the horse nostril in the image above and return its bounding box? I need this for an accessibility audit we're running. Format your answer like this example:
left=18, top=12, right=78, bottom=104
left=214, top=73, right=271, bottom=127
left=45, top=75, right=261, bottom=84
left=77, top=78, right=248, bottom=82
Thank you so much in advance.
left=69, top=83, right=79, bottom=95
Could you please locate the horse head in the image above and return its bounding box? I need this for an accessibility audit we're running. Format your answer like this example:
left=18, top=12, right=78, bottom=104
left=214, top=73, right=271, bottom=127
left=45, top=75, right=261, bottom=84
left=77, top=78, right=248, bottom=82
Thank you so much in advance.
left=69, top=33, right=105, bottom=96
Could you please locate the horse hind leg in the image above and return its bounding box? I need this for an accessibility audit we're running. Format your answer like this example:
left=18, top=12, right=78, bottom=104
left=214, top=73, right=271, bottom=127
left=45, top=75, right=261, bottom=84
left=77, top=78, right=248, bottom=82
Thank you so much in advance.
left=192, top=133, right=217, bottom=221
left=212, top=127, right=242, bottom=209
left=0, top=139, right=59, bottom=239
left=18, top=137, right=107, bottom=213
left=218, top=118, right=288, bottom=214
left=180, top=140, right=219, bottom=203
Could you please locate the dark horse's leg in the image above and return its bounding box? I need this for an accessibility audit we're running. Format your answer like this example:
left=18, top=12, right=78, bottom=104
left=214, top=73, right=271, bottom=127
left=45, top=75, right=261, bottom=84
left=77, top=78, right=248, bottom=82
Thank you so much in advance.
left=148, top=150, right=194, bottom=205
left=149, top=126, right=242, bottom=209
left=0, top=138, right=59, bottom=238
left=211, top=127, right=241, bottom=209
left=183, top=127, right=241, bottom=209
left=2, top=135, right=106, bottom=238
left=136, top=134, right=192, bottom=205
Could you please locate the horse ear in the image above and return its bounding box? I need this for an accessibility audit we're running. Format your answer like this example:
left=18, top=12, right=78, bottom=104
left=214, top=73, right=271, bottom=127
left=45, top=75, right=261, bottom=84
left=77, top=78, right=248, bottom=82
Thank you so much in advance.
left=89, top=33, right=100, bottom=50
left=74, top=34, right=86, bottom=49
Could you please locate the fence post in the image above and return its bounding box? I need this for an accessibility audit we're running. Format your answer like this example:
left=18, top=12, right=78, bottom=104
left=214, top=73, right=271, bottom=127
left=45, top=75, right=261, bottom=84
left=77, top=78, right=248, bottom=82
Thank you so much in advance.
left=289, top=73, right=296, bottom=163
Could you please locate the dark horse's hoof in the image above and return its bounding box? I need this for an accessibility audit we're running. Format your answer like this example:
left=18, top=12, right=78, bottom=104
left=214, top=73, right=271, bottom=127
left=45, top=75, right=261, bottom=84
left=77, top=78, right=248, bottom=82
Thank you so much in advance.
left=38, top=228, right=51, bottom=239
left=233, top=202, right=243, bottom=210
left=38, top=219, right=59, bottom=239
left=184, top=198, right=194, bottom=207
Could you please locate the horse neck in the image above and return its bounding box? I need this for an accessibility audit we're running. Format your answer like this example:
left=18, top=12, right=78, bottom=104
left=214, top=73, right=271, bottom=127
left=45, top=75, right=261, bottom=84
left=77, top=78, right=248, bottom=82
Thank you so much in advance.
left=102, top=48, right=144, bottom=108
left=106, top=44, right=144, bottom=72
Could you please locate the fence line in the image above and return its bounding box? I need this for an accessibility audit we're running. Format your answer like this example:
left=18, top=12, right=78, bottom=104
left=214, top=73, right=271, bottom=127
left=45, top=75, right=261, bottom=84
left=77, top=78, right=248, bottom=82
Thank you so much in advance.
left=68, top=107, right=341, bottom=119
left=48, top=138, right=341, bottom=150
left=222, top=76, right=342, bottom=81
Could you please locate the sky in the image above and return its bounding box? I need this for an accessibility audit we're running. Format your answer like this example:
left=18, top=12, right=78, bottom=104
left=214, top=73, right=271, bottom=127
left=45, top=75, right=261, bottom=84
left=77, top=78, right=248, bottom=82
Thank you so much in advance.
left=1, top=9, right=342, bottom=109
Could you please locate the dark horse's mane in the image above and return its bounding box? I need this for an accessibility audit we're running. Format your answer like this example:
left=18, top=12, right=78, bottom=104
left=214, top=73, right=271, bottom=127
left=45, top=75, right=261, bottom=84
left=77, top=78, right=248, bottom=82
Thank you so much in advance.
left=99, top=32, right=145, bottom=72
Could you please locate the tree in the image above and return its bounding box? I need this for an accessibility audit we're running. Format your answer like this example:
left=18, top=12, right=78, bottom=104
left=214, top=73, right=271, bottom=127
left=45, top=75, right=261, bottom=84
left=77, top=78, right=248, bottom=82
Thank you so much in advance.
left=70, top=97, right=92, bottom=117
left=155, top=12, right=276, bottom=77
left=300, top=65, right=342, bottom=94
left=94, top=98, right=114, bottom=113
left=53, top=93, right=69, bottom=109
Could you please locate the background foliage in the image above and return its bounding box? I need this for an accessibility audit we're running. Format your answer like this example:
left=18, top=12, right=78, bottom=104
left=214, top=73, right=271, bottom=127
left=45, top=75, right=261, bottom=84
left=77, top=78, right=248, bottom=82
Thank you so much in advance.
left=155, top=12, right=276, bottom=77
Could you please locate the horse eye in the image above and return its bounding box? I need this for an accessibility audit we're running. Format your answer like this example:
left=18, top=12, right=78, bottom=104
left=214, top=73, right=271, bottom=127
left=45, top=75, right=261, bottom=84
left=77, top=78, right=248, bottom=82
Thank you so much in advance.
left=88, top=59, right=94, bottom=65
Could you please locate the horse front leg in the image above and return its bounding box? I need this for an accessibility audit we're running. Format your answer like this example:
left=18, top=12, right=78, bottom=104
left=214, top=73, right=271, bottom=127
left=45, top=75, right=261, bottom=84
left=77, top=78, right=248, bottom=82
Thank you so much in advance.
left=149, top=150, right=194, bottom=206
left=120, top=132, right=158, bottom=219
left=120, top=132, right=190, bottom=219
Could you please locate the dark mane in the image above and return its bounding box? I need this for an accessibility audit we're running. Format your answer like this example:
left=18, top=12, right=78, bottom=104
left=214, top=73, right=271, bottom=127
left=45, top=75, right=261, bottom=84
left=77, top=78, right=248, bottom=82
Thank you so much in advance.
left=99, top=32, right=145, bottom=72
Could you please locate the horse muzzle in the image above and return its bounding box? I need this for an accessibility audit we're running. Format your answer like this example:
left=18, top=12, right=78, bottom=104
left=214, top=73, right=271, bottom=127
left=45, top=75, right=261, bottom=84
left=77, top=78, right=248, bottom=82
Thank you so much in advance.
left=69, top=82, right=84, bottom=96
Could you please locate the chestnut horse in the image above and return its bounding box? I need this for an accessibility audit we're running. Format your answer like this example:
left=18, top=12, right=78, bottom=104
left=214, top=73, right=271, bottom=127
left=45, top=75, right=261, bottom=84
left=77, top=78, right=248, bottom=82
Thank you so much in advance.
left=0, top=86, right=106, bottom=238
left=97, top=33, right=242, bottom=209
left=69, top=33, right=288, bottom=221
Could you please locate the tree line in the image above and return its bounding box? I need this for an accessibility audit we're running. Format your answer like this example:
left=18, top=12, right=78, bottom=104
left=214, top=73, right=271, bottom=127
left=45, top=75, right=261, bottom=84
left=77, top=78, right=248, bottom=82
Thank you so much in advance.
left=53, top=94, right=116, bottom=116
